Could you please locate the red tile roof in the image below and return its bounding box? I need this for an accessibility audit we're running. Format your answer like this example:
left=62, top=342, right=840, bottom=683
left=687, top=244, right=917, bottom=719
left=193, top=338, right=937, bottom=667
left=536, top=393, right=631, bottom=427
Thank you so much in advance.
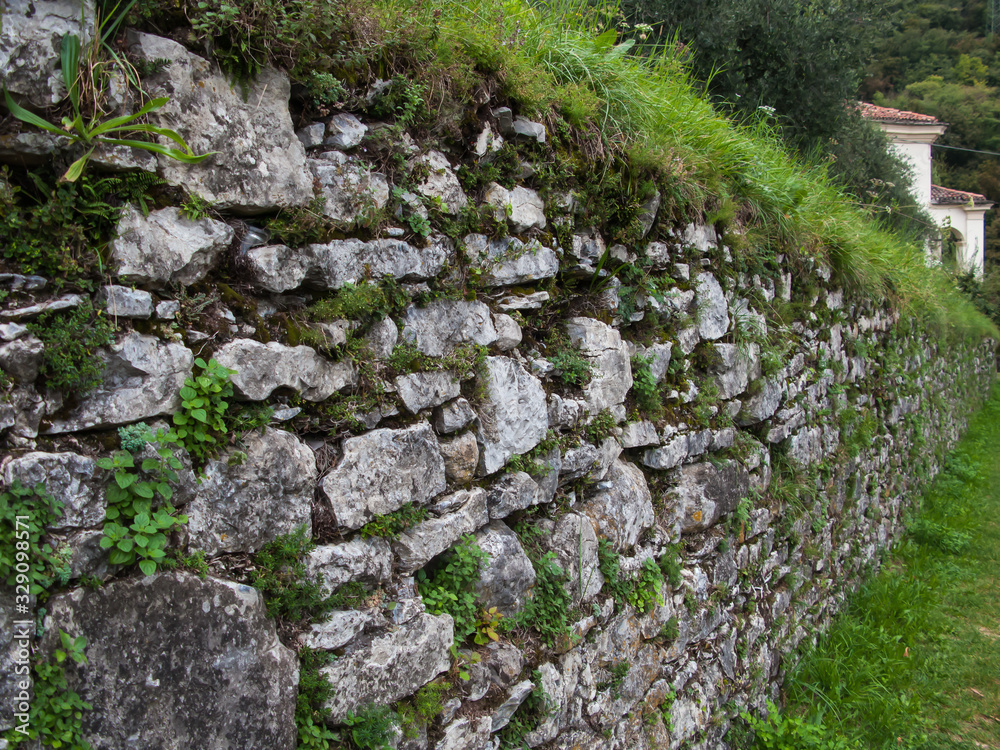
left=931, top=184, right=993, bottom=206
left=858, top=101, right=941, bottom=124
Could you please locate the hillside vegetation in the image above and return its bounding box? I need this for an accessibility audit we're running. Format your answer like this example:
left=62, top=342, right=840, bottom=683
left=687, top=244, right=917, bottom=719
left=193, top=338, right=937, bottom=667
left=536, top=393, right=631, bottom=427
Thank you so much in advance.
left=124, top=0, right=996, bottom=340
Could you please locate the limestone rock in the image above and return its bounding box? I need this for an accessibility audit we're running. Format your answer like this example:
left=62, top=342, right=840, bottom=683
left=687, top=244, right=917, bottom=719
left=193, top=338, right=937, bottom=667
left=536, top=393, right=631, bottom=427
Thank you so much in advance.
left=45, top=333, right=192, bottom=433
left=325, top=113, right=367, bottom=149
left=643, top=434, right=689, bottom=471
left=303, top=610, right=375, bottom=651
left=111, top=205, right=234, bottom=288
left=564, top=317, right=633, bottom=415
left=365, top=317, right=398, bottom=359
left=0, top=293, right=83, bottom=320
left=476, top=356, right=548, bottom=475
left=396, top=371, right=461, bottom=414
left=465, top=234, right=558, bottom=286
left=99, top=285, right=154, bottom=319
left=302, top=235, right=453, bottom=290
left=434, top=397, right=477, bottom=434
left=695, top=273, right=729, bottom=340
left=512, top=118, right=546, bottom=143
left=436, top=716, right=492, bottom=750
left=738, top=375, right=784, bottom=425
left=439, top=432, right=479, bottom=485
left=486, top=471, right=542, bottom=520
left=41, top=572, right=297, bottom=749
left=3, top=452, right=104, bottom=529
left=0, top=0, right=95, bottom=108
left=310, top=151, right=390, bottom=224
left=493, top=313, right=522, bottom=351
left=184, top=429, right=316, bottom=555
left=672, top=461, right=750, bottom=533
left=401, top=300, right=498, bottom=357
left=0, top=335, right=43, bottom=383
left=214, top=339, right=355, bottom=401
left=548, top=512, right=604, bottom=604
left=566, top=233, right=605, bottom=275
left=483, top=184, right=546, bottom=233
left=246, top=244, right=310, bottom=293
left=320, top=612, right=453, bottom=722
left=128, top=31, right=312, bottom=213
left=579, top=459, right=654, bottom=551
left=711, top=343, right=757, bottom=400
left=620, top=421, right=659, bottom=449
left=412, top=151, right=467, bottom=214
left=307, top=538, right=394, bottom=594
left=473, top=521, right=536, bottom=617
left=491, top=680, right=536, bottom=733
left=394, top=488, right=489, bottom=574
left=321, top=423, right=446, bottom=530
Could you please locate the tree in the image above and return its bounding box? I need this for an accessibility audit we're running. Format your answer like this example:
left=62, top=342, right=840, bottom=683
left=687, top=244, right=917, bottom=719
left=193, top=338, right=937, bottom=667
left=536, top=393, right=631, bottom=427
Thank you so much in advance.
left=620, top=0, right=933, bottom=243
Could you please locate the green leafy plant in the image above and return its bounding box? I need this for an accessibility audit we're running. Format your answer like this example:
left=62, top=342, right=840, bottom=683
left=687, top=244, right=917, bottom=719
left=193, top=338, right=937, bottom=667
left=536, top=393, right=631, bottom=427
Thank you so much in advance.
left=97, top=429, right=187, bottom=575
left=117, top=422, right=151, bottom=453
left=742, top=701, right=860, bottom=750
left=172, top=357, right=236, bottom=464
left=359, top=503, right=429, bottom=539
left=548, top=335, right=593, bottom=387
left=597, top=661, right=630, bottom=699
left=306, top=277, right=409, bottom=325
left=598, top=541, right=663, bottom=613
left=3, top=32, right=209, bottom=182
left=341, top=705, right=400, bottom=750
left=295, top=648, right=341, bottom=750
left=474, top=606, right=504, bottom=645
left=180, top=192, right=214, bottom=220
left=0, top=481, right=69, bottom=595
left=658, top=544, right=683, bottom=588
left=630, top=354, right=663, bottom=419
left=514, top=552, right=573, bottom=648
left=250, top=526, right=345, bottom=623
left=416, top=535, right=487, bottom=640
left=28, top=300, right=116, bottom=395
left=585, top=410, right=618, bottom=444
left=3, top=630, right=92, bottom=749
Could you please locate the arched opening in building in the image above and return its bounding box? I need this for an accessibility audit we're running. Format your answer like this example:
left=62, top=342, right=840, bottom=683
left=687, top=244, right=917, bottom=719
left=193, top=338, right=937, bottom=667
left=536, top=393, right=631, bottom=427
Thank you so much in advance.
left=941, top=226, right=965, bottom=270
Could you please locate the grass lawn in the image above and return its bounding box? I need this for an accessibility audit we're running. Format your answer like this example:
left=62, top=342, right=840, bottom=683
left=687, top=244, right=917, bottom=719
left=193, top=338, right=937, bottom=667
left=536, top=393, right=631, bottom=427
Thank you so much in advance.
left=765, top=381, right=1000, bottom=749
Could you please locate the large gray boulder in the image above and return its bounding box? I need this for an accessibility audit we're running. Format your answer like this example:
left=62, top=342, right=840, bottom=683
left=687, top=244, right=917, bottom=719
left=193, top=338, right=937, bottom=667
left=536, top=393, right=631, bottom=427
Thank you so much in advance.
left=184, top=429, right=316, bottom=555
left=127, top=31, right=312, bottom=213
left=671, top=461, right=750, bottom=533
left=111, top=206, right=234, bottom=288
left=483, top=183, right=546, bottom=233
left=310, top=151, right=390, bottom=224
left=401, top=300, right=499, bottom=357
left=307, top=537, right=394, bottom=595
left=564, top=317, right=633, bottom=415
left=473, top=521, right=536, bottom=617
left=412, top=151, right=467, bottom=214
left=41, top=572, right=297, bottom=749
left=548, top=512, right=604, bottom=604
left=464, top=234, right=559, bottom=287
left=695, top=273, right=729, bottom=340
left=320, top=612, right=453, bottom=722
left=738, top=375, right=784, bottom=425
left=579, top=459, right=654, bottom=552
left=3, top=452, right=105, bottom=529
left=45, top=333, right=192, bottom=433
left=393, top=488, right=489, bottom=574
left=0, top=0, right=94, bottom=108
left=395, top=371, right=461, bottom=414
left=249, top=236, right=453, bottom=292
left=475, top=356, right=548, bottom=476
left=321, top=423, right=446, bottom=530
left=214, top=339, right=355, bottom=401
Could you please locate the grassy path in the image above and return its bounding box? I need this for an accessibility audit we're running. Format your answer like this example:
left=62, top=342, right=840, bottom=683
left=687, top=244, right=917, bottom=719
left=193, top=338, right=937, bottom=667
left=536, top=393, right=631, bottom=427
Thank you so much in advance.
left=773, top=383, right=1000, bottom=749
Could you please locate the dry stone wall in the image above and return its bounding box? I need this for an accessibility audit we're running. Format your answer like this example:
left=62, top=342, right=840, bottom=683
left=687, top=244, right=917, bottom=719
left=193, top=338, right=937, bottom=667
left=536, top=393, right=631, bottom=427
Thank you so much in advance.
left=0, top=10, right=996, bottom=750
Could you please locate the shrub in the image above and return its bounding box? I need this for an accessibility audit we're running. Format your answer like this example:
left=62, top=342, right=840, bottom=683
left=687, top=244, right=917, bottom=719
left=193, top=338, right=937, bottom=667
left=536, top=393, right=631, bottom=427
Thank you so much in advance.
left=250, top=526, right=339, bottom=623
left=741, top=701, right=860, bottom=750
left=359, top=503, right=429, bottom=539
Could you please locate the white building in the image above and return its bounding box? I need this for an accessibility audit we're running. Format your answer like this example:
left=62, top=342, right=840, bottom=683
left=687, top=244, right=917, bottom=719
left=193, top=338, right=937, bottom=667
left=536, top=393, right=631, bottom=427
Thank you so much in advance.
left=860, top=102, right=993, bottom=276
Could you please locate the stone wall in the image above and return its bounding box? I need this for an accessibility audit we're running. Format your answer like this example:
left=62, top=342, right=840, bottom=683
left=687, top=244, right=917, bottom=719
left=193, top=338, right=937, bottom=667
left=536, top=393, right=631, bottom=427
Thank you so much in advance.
left=0, top=9, right=996, bottom=750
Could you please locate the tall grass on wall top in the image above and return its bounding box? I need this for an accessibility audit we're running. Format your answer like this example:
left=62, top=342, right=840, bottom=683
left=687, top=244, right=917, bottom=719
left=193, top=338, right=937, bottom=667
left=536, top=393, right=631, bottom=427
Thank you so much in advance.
left=384, top=0, right=995, bottom=339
